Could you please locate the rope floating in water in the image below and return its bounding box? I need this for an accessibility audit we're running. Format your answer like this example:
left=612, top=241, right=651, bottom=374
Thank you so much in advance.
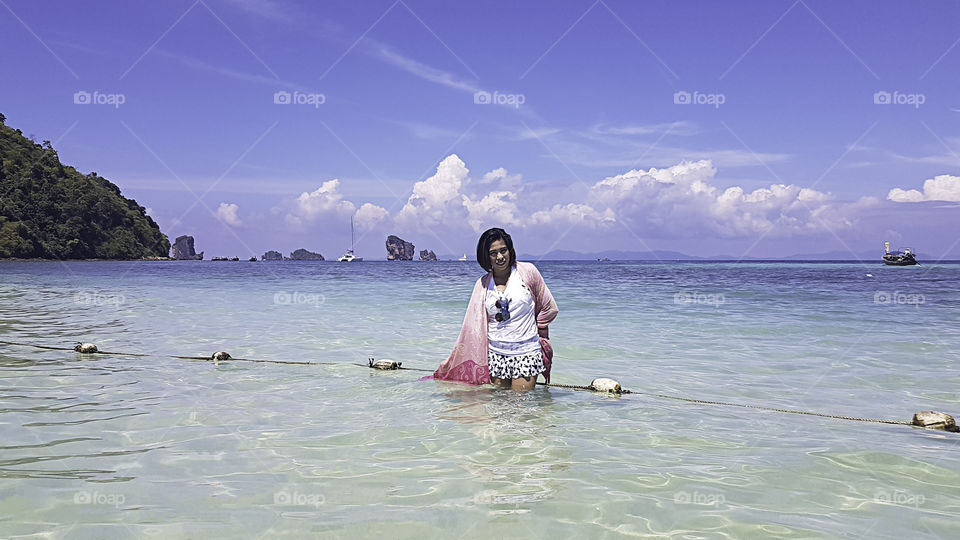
left=0, top=339, right=955, bottom=433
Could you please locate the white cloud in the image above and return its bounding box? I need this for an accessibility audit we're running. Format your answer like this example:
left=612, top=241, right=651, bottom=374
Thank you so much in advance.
left=529, top=203, right=616, bottom=229
left=393, top=120, right=472, bottom=140
left=463, top=191, right=521, bottom=232
left=587, top=160, right=849, bottom=237
left=511, top=126, right=562, bottom=141
left=395, top=158, right=528, bottom=233
left=887, top=188, right=925, bottom=203
left=888, top=174, right=960, bottom=202
left=354, top=202, right=390, bottom=231
left=376, top=48, right=479, bottom=94
left=152, top=49, right=301, bottom=90
left=285, top=155, right=866, bottom=245
left=590, top=121, right=699, bottom=137
left=216, top=202, right=243, bottom=227
left=479, top=167, right=522, bottom=190
left=286, top=179, right=356, bottom=227
left=396, top=155, right=471, bottom=229
left=369, top=43, right=526, bottom=112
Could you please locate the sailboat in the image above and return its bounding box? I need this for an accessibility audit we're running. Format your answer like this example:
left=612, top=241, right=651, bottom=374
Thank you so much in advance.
left=337, top=216, right=363, bottom=262
left=458, top=253, right=468, bottom=261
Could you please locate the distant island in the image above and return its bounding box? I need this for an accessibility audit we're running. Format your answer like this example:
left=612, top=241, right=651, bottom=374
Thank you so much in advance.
left=0, top=113, right=169, bottom=259
left=172, top=235, right=203, bottom=260
left=258, top=249, right=324, bottom=260
left=386, top=235, right=414, bottom=260
left=289, top=248, right=324, bottom=260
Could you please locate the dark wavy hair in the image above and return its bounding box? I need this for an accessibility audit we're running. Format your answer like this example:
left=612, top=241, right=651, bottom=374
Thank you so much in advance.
left=476, top=228, right=517, bottom=272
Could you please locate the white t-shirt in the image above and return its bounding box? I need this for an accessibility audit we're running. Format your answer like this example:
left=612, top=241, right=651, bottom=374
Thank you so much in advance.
left=486, top=269, right=541, bottom=355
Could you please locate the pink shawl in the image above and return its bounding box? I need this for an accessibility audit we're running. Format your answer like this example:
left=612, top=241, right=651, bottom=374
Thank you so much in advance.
left=430, top=261, right=558, bottom=385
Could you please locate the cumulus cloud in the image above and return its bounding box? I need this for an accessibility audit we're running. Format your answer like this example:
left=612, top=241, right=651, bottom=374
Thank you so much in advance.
left=321, top=155, right=868, bottom=243
left=396, top=155, right=471, bottom=229
left=587, top=160, right=853, bottom=237
left=464, top=191, right=521, bottom=232
left=286, top=179, right=356, bottom=228
left=354, top=202, right=390, bottom=231
left=888, top=174, right=960, bottom=202
left=529, top=203, right=616, bottom=229
left=479, top=167, right=522, bottom=190
left=395, top=157, right=531, bottom=233
left=216, top=202, right=242, bottom=227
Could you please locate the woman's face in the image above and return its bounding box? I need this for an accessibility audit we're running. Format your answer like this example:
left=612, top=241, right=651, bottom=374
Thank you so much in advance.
left=488, top=239, right=510, bottom=272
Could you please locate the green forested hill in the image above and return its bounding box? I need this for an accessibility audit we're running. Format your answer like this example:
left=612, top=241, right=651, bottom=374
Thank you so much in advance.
left=0, top=113, right=169, bottom=259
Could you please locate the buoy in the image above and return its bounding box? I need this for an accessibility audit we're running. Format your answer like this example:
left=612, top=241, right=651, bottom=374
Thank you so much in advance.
left=211, top=351, right=231, bottom=365
left=866, top=273, right=873, bottom=277
left=368, top=357, right=401, bottom=370
left=74, top=343, right=98, bottom=354
left=912, top=411, right=958, bottom=432
left=589, top=378, right=622, bottom=394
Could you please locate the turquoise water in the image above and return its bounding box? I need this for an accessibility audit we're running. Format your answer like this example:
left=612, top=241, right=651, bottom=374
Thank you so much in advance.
left=1, top=260, right=958, bottom=538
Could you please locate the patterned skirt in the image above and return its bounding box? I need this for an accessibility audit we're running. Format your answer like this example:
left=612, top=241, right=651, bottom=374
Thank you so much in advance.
left=488, top=349, right=545, bottom=380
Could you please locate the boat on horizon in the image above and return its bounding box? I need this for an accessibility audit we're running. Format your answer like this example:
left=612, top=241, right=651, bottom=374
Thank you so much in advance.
left=338, top=216, right=363, bottom=262
left=458, top=253, right=467, bottom=261
left=882, top=242, right=918, bottom=266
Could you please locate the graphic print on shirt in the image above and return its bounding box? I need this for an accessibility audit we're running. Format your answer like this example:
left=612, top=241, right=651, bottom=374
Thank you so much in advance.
left=486, top=270, right=540, bottom=355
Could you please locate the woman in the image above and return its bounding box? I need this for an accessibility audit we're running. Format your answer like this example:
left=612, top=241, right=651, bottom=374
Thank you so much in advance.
left=431, top=228, right=558, bottom=390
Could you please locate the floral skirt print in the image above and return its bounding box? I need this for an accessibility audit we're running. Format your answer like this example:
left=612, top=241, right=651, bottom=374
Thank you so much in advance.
left=487, top=349, right=545, bottom=380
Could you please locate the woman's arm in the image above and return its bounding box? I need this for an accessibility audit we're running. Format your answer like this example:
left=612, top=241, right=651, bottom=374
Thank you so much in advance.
left=523, top=263, right=557, bottom=336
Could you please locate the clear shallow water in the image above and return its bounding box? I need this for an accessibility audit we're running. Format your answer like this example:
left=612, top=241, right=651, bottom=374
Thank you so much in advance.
left=1, top=260, right=958, bottom=539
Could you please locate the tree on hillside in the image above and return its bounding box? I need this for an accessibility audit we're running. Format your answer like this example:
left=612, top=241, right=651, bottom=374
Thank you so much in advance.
left=0, top=113, right=170, bottom=259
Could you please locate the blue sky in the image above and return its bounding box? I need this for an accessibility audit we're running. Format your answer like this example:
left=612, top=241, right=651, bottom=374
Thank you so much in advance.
left=2, top=0, right=959, bottom=259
